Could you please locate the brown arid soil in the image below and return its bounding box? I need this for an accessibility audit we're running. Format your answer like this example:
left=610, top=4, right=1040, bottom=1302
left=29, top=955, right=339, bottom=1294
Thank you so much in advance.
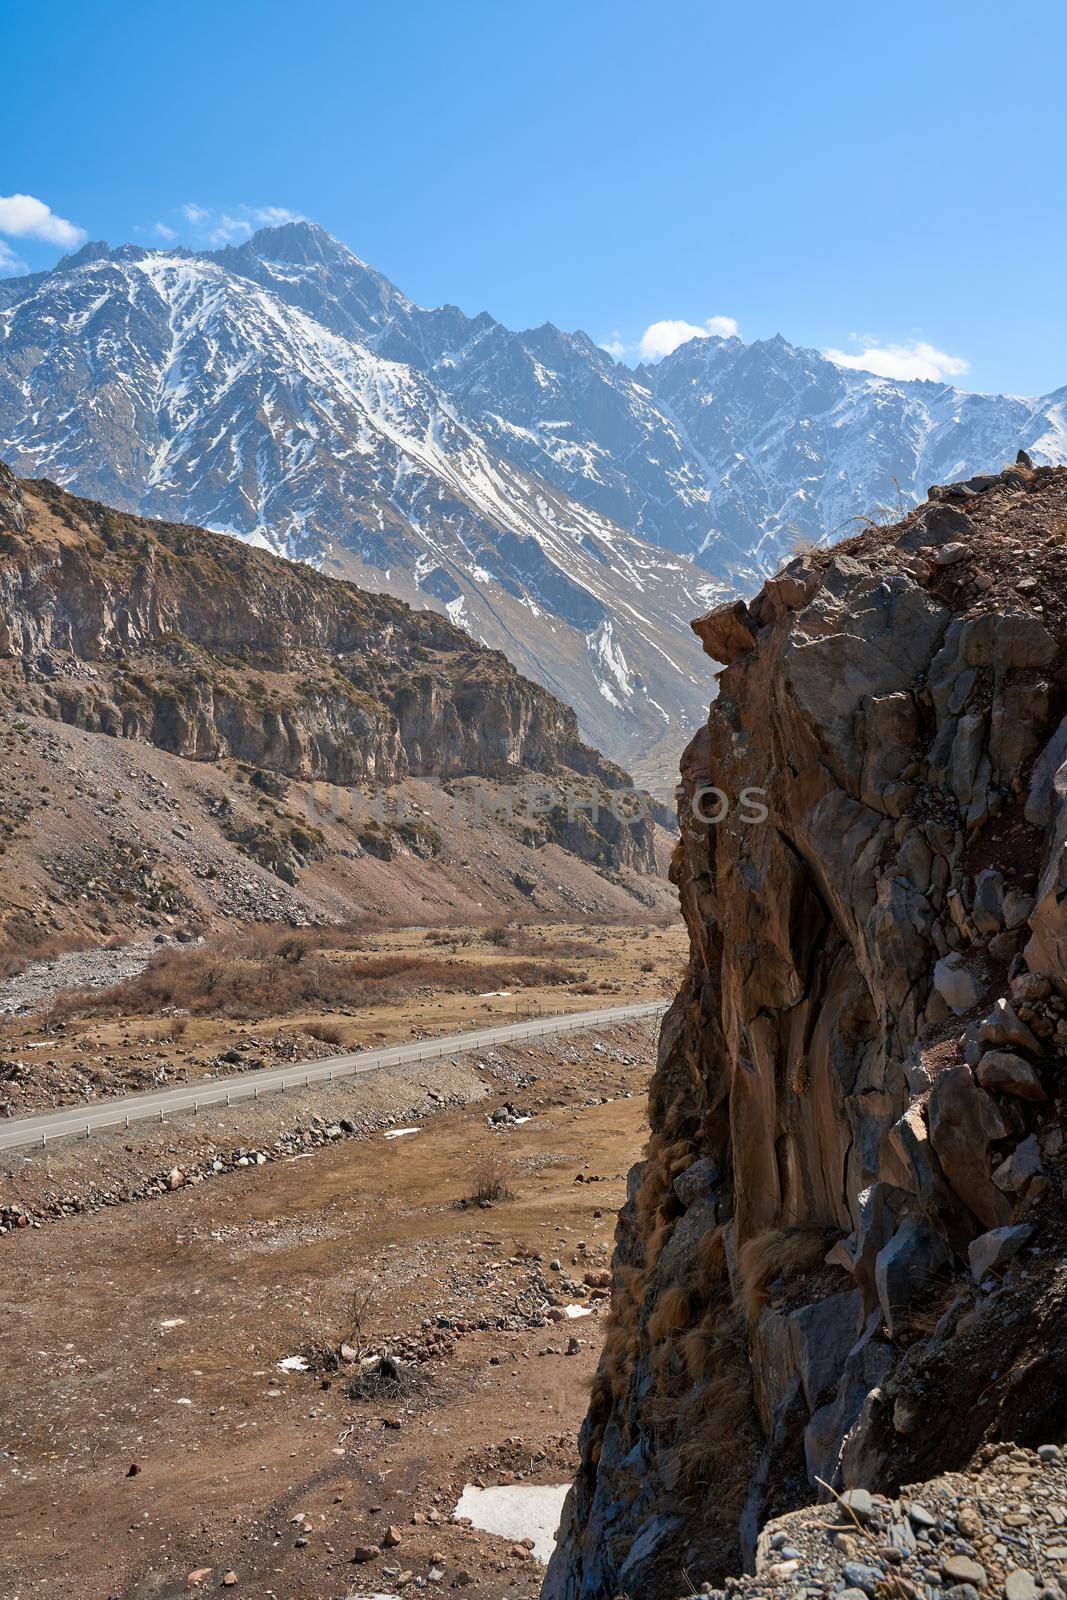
left=0, top=919, right=688, bottom=1113
left=0, top=1018, right=657, bottom=1600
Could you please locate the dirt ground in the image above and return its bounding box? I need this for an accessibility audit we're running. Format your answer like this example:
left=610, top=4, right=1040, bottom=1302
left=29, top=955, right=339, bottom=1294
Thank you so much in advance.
left=0, top=1019, right=658, bottom=1600
left=0, top=920, right=687, bottom=1113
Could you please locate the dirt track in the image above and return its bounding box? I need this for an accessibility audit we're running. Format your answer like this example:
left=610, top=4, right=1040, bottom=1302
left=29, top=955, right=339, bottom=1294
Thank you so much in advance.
left=0, top=1020, right=657, bottom=1599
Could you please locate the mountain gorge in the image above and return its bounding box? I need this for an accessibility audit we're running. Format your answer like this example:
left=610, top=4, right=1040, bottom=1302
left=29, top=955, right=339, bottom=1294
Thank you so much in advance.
left=0, top=220, right=1064, bottom=785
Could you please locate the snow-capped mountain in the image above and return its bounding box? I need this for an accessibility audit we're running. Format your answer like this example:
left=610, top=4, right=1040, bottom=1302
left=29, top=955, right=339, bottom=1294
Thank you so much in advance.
left=203, top=225, right=1067, bottom=587
left=0, top=219, right=1064, bottom=778
left=0, top=232, right=725, bottom=781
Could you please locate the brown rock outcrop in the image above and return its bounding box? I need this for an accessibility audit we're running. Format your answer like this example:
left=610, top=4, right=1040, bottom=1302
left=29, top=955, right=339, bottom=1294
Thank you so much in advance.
left=0, top=469, right=660, bottom=874
left=545, top=464, right=1067, bottom=1600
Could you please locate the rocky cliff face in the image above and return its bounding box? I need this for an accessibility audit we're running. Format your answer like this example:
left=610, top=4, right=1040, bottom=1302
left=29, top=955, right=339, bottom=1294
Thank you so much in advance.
left=545, top=460, right=1067, bottom=1600
left=0, top=465, right=660, bottom=875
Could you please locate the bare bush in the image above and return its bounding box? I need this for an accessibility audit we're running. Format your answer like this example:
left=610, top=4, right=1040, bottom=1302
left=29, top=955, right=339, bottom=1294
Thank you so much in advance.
left=463, top=1150, right=515, bottom=1207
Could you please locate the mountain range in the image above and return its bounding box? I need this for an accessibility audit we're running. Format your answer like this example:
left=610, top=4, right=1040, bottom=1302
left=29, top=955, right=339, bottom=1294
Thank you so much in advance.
left=1, top=219, right=1064, bottom=781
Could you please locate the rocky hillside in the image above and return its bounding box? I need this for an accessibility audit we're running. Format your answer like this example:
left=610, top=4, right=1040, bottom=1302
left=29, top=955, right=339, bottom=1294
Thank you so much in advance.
left=545, top=459, right=1067, bottom=1599
left=0, top=465, right=673, bottom=948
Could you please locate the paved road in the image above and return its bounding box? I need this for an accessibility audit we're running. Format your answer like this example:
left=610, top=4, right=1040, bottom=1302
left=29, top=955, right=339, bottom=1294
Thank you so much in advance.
left=0, top=1000, right=668, bottom=1153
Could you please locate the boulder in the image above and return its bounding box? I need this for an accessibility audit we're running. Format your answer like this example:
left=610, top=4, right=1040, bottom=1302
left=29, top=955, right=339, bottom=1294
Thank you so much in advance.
left=975, top=1050, right=1046, bottom=1102
left=932, top=954, right=985, bottom=1015
left=927, top=1065, right=1011, bottom=1228
left=993, top=1134, right=1043, bottom=1194
left=787, top=1290, right=865, bottom=1411
left=968, top=1224, right=1032, bottom=1283
left=671, top=1156, right=719, bottom=1208
left=971, top=869, right=1005, bottom=935
left=874, top=1218, right=951, bottom=1333
left=979, top=999, right=1040, bottom=1056
left=691, top=600, right=757, bottom=665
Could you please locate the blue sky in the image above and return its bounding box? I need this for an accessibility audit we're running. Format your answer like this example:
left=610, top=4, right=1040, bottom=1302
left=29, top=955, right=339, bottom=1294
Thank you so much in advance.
left=3, top=0, right=1065, bottom=394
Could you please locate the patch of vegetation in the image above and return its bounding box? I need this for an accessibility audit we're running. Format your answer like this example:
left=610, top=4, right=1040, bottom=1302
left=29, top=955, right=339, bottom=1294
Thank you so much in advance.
left=49, top=926, right=584, bottom=1022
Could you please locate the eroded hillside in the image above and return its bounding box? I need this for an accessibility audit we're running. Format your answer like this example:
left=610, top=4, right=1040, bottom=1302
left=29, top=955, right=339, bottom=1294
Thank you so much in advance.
left=0, top=464, right=672, bottom=949
left=546, top=458, right=1067, bottom=1599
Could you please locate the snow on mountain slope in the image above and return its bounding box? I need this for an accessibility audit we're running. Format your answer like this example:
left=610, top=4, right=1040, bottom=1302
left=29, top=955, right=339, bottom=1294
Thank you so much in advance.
left=0, top=240, right=724, bottom=780
left=208, top=227, right=1066, bottom=590
left=1, top=219, right=1064, bottom=781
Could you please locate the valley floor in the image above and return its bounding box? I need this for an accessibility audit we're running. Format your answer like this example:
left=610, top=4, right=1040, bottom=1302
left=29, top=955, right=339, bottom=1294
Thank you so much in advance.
left=0, top=1017, right=658, bottom=1599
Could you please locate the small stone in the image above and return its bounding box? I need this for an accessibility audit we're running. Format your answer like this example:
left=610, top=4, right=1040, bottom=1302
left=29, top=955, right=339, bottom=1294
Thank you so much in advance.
left=968, top=1224, right=1032, bottom=1282
left=1005, top=1571, right=1038, bottom=1600
left=840, top=1488, right=875, bottom=1522
left=1038, top=1444, right=1062, bottom=1462
left=842, top=1562, right=885, bottom=1594
left=935, top=541, right=970, bottom=566
left=907, top=1503, right=937, bottom=1529
left=383, top=1525, right=403, bottom=1548
left=221, top=1577, right=238, bottom=1591
left=943, top=1555, right=987, bottom=1587
left=352, top=1544, right=381, bottom=1563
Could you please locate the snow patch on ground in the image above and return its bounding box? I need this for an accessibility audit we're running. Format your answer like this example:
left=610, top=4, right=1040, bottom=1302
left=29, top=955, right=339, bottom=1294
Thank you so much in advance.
left=453, top=1482, right=570, bottom=1564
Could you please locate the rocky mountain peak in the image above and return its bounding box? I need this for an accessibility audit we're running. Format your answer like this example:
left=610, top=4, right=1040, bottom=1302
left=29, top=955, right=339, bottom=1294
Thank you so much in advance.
left=53, top=238, right=113, bottom=271
left=546, top=462, right=1067, bottom=1599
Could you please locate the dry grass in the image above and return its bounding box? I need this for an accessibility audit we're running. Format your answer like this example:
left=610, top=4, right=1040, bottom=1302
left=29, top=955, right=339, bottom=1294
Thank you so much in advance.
left=47, top=926, right=583, bottom=1023
left=737, top=1225, right=834, bottom=1325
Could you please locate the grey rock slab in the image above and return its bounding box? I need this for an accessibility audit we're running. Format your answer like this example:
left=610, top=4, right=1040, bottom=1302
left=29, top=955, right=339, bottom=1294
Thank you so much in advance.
left=875, top=1218, right=951, bottom=1333
left=968, top=1224, right=1032, bottom=1283
left=933, top=954, right=986, bottom=1015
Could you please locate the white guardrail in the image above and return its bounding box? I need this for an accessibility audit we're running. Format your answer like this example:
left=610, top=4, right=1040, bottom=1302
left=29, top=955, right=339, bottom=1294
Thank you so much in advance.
left=0, top=999, right=669, bottom=1154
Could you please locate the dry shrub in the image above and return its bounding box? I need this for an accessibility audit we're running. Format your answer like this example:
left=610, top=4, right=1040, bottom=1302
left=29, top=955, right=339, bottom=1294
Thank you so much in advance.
left=48, top=928, right=584, bottom=1023
left=464, top=1150, right=515, bottom=1207
left=346, top=1351, right=426, bottom=1404
left=305, top=1019, right=345, bottom=1047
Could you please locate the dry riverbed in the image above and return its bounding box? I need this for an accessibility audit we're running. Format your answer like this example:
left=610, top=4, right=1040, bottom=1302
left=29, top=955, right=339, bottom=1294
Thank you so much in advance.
left=0, top=1017, right=658, bottom=1599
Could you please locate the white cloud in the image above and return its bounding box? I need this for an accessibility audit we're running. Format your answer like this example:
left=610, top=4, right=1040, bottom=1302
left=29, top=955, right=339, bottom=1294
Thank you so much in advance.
left=178, top=202, right=306, bottom=247
left=638, top=315, right=739, bottom=361
left=0, top=193, right=86, bottom=249
left=825, top=338, right=969, bottom=383
left=250, top=205, right=304, bottom=227
left=0, top=239, right=29, bottom=276
left=153, top=222, right=177, bottom=242
left=600, top=331, right=627, bottom=359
